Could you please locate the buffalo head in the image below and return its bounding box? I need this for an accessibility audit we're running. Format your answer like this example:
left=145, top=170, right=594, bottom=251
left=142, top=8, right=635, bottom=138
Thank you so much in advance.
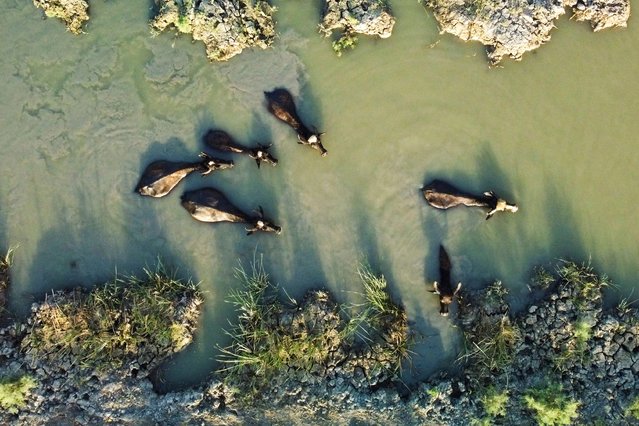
left=431, top=281, right=462, bottom=316
left=299, top=133, right=327, bottom=157
left=246, top=206, right=282, bottom=235
left=199, top=152, right=234, bottom=175
left=250, top=145, right=279, bottom=168
left=483, top=191, right=519, bottom=220
left=246, top=219, right=282, bottom=235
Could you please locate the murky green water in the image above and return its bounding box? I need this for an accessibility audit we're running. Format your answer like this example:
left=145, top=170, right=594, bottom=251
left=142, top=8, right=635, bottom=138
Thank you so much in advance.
left=0, top=1, right=637, bottom=389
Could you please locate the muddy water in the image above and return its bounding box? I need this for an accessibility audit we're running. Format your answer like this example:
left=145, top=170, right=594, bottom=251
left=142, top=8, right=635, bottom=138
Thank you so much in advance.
left=0, top=1, right=637, bottom=389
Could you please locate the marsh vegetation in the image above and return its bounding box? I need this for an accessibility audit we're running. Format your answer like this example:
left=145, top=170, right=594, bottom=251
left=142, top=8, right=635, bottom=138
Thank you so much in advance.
left=0, top=247, right=14, bottom=320
left=523, top=382, right=580, bottom=426
left=0, top=374, right=37, bottom=415
left=219, top=259, right=411, bottom=397
left=20, top=262, right=202, bottom=372
left=458, top=281, right=521, bottom=376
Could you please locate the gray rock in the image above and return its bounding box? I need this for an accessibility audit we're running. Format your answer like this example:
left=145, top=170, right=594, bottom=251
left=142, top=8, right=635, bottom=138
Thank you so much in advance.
left=320, top=0, right=396, bottom=39
left=33, top=0, right=89, bottom=35
left=151, top=0, right=277, bottom=61
left=423, top=0, right=630, bottom=65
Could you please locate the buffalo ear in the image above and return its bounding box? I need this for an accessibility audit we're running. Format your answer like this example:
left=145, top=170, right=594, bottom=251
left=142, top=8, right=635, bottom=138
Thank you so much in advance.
left=432, top=281, right=441, bottom=294
left=454, top=282, right=462, bottom=295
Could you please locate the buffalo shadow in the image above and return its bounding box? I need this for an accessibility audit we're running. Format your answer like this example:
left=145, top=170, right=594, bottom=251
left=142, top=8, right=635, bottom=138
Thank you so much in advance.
left=454, top=142, right=589, bottom=313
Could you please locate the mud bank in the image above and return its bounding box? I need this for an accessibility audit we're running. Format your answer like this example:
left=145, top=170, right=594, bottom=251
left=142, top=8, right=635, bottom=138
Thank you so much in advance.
left=1, top=259, right=638, bottom=424
left=423, top=0, right=631, bottom=65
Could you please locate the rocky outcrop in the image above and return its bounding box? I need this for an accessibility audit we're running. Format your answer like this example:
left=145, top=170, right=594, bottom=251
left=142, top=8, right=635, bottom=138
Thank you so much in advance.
left=572, top=0, right=631, bottom=31
left=319, top=0, right=396, bottom=56
left=423, top=0, right=631, bottom=65
left=319, top=0, right=396, bottom=39
left=151, top=0, right=277, bottom=61
left=33, top=0, right=89, bottom=34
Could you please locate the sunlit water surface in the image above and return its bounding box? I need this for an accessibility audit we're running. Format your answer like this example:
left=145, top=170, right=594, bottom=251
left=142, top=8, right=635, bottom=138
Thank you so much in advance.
left=0, top=1, right=637, bottom=389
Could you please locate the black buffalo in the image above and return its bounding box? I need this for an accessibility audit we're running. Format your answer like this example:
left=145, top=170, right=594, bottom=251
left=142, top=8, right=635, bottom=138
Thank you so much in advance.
left=203, top=129, right=278, bottom=169
left=264, top=88, right=327, bottom=156
left=429, top=245, right=462, bottom=316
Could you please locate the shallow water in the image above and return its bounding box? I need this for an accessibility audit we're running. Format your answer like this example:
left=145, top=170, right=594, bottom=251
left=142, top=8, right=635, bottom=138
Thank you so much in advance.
left=0, top=1, right=637, bottom=389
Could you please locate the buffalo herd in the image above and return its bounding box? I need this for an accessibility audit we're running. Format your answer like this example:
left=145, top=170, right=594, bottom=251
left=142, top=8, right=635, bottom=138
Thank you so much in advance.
left=135, top=87, right=518, bottom=316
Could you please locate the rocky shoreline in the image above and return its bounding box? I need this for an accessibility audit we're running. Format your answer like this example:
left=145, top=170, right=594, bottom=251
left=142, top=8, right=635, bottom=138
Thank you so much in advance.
left=33, top=0, right=89, bottom=35
left=424, top=0, right=631, bottom=65
left=150, top=0, right=277, bottom=62
left=32, top=0, right=630, bottom=63
left=1, top=258, right=638, bottom=424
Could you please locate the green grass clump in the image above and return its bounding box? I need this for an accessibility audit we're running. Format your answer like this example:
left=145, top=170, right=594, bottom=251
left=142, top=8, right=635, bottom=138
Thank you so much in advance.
left=554, top=318, right=592, bottom=370
left=175, top=0, right=194, bottom=33
left=625, top=395, right=639, bottom=420
left=531, top=265, right=555, bottom=290
left=0, top=375, right=37, bottom=414
left=219, top=258, right=345, bottom=393
left=426, top=387, right=441, bottom=401
left=556, top=260, right=608, bottom=310
left=219, top=259, right=285, bottom=382
left=219, top=260, right=411, bottom=395
left=21, top=262, right=201, bottom=370
left=481, top=386, right=509, bottom=417
left=352, top=266, right=411, bottom=372
left=0, top=246, right=17, bottom=320
left=467, top=316, right=520, bottom=373
left=332, top=31, right=359, bottom=57
left=459, top=283, right=520, bottom=376
left=523, top=382, right=580, bottom=425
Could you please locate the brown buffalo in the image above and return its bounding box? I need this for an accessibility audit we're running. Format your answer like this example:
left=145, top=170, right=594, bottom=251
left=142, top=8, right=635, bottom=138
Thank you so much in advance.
left=181, top=187, right=281, bottom=235
left=136, top=153, right=233, bottom=198
left=422, top=179, right=518, bottom=220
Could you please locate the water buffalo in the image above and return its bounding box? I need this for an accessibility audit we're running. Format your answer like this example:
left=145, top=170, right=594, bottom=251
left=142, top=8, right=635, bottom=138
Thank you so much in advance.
left=429, top=245, right=462, bottom=316
left=422, top=179, right=518, bottom=220
left=203, top=129, right=278, bottom=169
left=180, top=187, right=282, bottom=235
left=135, top=153, right=233, bottom=198
left=264, top=88, right=327, bottom=157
